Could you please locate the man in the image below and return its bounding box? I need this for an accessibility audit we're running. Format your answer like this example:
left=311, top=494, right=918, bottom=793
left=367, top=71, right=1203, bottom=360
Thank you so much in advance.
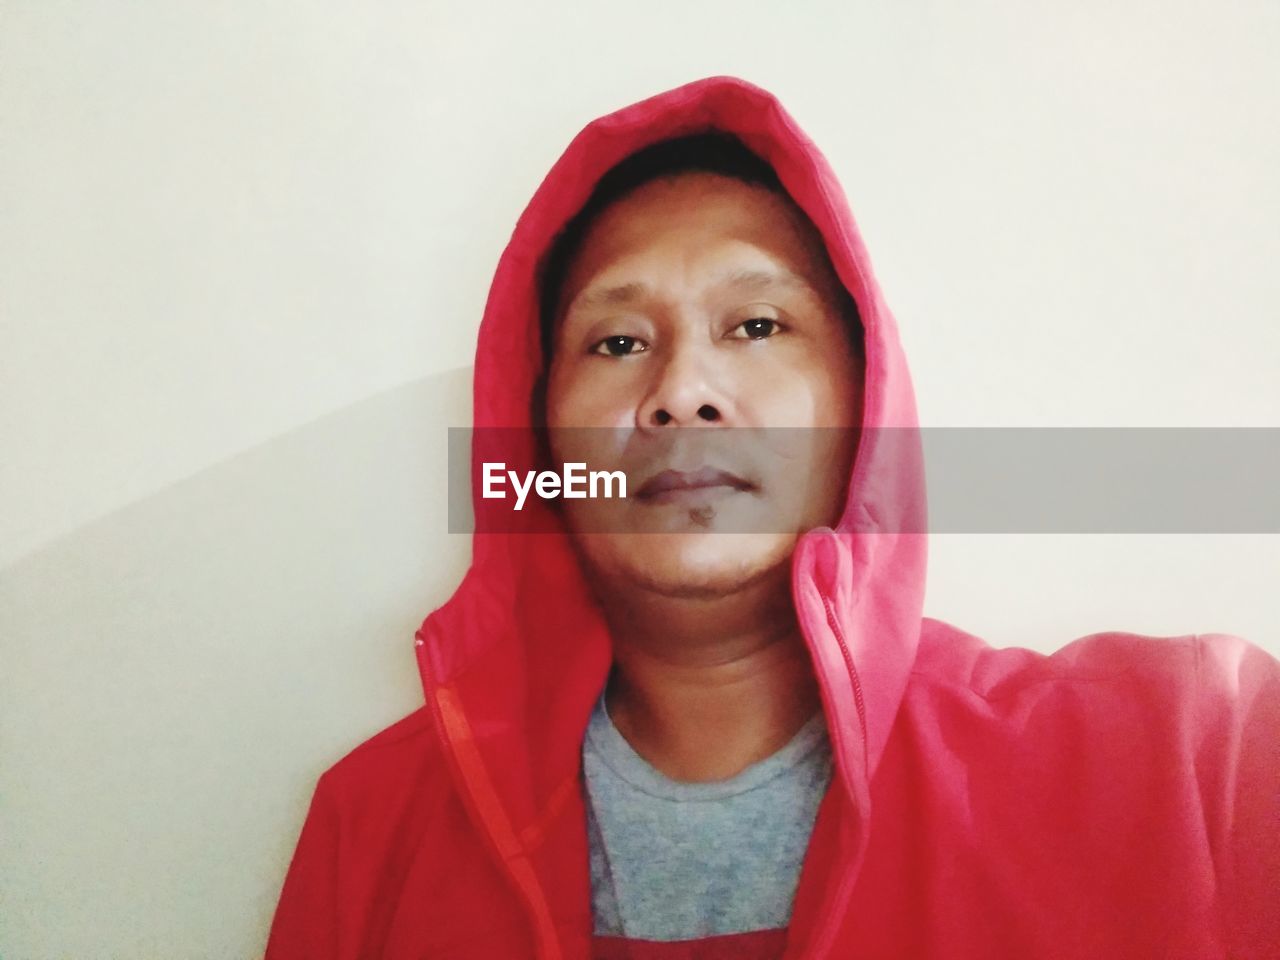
left=538, top=130, right=866, bottom=946
left=265, top=76, right=1278, bottom=959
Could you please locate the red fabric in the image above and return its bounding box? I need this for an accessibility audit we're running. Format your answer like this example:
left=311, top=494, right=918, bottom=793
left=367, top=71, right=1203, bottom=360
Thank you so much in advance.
left=264, top=76, right=1280, bottom=959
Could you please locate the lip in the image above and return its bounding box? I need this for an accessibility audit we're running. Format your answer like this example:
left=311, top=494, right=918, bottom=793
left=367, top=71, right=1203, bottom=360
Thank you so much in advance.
left=635, top=466, right=754, bottom=502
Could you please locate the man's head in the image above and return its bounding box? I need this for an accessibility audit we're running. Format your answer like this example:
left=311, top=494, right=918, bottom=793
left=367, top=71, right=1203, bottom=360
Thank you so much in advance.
left=535, top=131, right=866, bottom=601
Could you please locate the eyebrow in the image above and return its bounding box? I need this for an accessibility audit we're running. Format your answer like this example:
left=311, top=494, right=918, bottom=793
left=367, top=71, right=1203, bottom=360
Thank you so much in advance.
left=570, top=267, right=815, bottom=312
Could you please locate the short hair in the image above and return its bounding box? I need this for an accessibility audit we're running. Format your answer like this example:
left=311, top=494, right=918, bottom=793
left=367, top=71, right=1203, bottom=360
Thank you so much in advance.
left=536, top=130, right=865, bottom=365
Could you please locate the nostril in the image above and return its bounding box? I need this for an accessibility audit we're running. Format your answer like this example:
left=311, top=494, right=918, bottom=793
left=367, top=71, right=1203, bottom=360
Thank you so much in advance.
left=697, top=404, right=718, bottom=421
left=654, top=410, right=672, bottom=425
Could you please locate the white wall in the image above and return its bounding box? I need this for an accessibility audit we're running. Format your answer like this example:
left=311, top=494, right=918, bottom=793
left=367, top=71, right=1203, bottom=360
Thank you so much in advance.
left=2, top=2, right=1276, bottom=956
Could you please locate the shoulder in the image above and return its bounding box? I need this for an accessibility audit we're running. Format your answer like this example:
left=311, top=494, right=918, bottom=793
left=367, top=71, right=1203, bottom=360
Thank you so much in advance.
left=311, top=704, right=452, bottom=814
left=1190, top=631, right=1280, bottom=711
left=905, top=622, right=1280, bottom=823
left=914, top=617, right=1278, bottom=707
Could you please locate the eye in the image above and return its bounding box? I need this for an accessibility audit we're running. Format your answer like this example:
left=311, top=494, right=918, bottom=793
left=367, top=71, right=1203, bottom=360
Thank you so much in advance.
left=730, top=317, right=784, bottom=340
left=591, top=334, right=649, bottom=357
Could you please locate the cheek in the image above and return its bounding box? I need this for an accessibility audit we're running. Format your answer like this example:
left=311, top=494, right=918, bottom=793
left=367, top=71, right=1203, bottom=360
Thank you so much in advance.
left=791, top=347, right=863, bottom=429
left=743, top=362, right=830, bottom=427
left=546, top=367, right=637, bottom=431
left=737, top=336, right=858, bottom=424
left=544, top=378, right=631, bottom=479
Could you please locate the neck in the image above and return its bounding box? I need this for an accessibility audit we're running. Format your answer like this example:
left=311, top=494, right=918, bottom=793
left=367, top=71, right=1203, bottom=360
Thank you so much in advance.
left=592, top=564, right=823, bottom=783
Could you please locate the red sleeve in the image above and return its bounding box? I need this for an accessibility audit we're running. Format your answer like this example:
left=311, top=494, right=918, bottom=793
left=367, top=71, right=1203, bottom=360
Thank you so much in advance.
left=1195, top=633, right=1280, bottom=957
left=264, top=771, right=342, bottom=960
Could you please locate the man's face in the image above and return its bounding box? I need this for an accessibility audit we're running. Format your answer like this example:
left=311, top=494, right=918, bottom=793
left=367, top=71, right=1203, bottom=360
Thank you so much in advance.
left=543, top=173, right=864, bottom=600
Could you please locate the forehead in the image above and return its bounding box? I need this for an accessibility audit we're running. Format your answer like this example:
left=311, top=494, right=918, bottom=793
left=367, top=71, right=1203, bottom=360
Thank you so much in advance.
left=558, top=173, right=837, bottom=314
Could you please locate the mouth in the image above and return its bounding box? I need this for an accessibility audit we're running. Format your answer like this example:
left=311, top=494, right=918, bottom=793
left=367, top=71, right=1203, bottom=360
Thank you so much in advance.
left=635, top=465, right=756, bottom=504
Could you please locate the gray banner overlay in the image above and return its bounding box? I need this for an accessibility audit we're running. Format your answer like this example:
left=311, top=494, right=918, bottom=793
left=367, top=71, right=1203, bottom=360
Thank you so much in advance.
left=447, top=428, right=1279, bottom=533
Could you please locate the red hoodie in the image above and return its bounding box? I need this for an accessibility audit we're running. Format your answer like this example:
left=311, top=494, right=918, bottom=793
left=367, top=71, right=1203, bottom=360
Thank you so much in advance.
left=264, top=75, right=1280, bottom=960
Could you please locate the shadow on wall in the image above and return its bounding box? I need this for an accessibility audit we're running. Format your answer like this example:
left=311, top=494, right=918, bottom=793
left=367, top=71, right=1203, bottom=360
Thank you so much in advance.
left=0, top=365, right=473, bottom=960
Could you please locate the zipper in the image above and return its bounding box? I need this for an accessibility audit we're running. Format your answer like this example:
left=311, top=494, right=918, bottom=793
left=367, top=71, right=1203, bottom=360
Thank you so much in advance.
left=415, top=626, right=564, bottom=960
left=822, top=592, right=869, bottom=776
left=796, top=591, right=872, bottom=960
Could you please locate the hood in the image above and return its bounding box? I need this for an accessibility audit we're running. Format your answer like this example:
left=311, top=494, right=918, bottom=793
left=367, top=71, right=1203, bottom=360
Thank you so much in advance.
left=414, top=75, right=927, bottom=957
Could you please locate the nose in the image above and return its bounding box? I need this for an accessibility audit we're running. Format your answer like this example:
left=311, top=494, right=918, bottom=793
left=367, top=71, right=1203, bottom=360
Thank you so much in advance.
left=636, top=343, right=728, bottom=429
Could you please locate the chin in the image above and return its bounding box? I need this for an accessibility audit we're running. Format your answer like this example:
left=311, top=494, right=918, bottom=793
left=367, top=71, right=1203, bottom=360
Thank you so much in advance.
left=595, top=531, right=796, bottom=600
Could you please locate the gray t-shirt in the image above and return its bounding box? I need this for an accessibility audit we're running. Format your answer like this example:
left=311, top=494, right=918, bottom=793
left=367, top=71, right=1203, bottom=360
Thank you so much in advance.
left=581, top=689, right=834, bottom=940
